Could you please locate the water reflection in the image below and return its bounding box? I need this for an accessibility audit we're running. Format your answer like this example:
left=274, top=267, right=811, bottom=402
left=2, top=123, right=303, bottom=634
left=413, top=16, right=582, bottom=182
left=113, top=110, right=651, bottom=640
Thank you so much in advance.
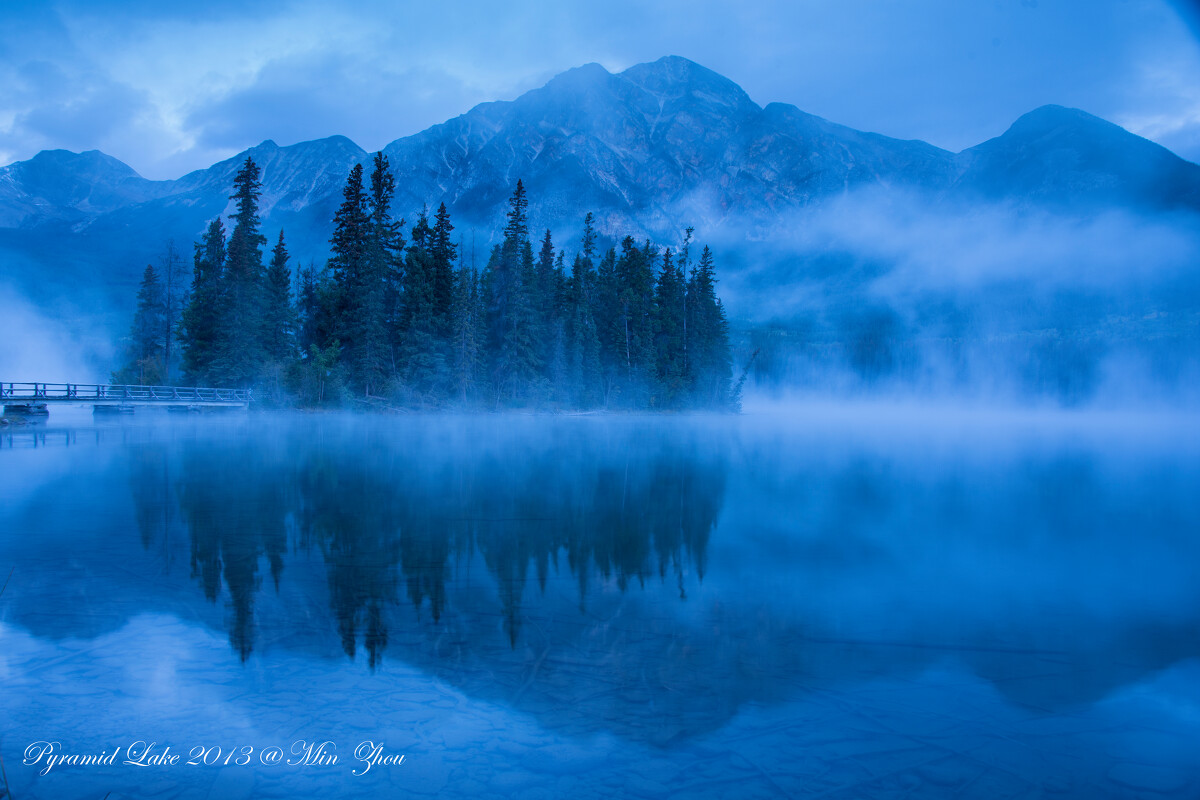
left=4, top=412, right=1200, bottom=762
left=126, top=421, right=723, bottom=670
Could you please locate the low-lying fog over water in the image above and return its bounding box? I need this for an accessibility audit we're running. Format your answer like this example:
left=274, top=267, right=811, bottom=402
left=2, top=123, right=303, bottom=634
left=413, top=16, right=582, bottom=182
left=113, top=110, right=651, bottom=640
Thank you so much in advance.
left=2, top=409, right=1199, bottom=799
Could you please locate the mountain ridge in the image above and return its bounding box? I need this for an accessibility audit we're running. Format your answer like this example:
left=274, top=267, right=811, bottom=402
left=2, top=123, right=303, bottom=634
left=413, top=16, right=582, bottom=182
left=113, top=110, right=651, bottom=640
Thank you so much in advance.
left=0, top=55, right=1197, bottom=306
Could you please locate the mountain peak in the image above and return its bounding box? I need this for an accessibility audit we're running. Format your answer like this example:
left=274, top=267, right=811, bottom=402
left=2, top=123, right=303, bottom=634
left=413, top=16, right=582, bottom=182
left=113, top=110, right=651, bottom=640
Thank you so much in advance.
left=544, top=61, right=611, bottom=87
left=959, top=103, right=1200, bottom=209
left=1002, top=104, right=1125, bottom=140
left=619, top=55, right=755, bottom=111
left=25, top=148, right=143, bottom=180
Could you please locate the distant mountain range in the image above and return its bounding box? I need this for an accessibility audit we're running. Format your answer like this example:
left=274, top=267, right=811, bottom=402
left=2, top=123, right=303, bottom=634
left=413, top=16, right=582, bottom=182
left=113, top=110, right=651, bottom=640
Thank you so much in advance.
left=2, top=55, right=1198, bottom=328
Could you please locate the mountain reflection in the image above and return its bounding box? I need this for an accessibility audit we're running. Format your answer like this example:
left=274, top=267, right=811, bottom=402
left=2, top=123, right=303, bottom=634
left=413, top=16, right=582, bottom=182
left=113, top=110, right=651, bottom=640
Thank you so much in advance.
left=130, top=421, right=725, bottom=666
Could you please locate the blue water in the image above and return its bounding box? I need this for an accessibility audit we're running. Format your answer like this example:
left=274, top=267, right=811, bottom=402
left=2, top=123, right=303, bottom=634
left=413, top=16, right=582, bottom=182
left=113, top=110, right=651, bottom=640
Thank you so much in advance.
left=1, top=407, right=1199, bottom=799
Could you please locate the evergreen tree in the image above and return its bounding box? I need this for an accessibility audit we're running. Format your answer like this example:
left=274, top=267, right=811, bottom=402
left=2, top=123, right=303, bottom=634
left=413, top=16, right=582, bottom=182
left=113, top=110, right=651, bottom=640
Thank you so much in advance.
left=366, top=153, right=404, bottom=392
left=263, top=230, right=298, bottom=364
left=115, top=264, right=166, bottom=385
left=179, top=218, right=226, bottom=384
left=329, top=161, right=391, bottom=396
left=170, top=167, right=735, bottom=411
left=450, top=262, right=482, bottom=404
left=484, top=181, right=541, bottom=403
left=534, top=230, right=568, bottom=399
left=686, top=245, right=733, bottom=408
left=213, top=157, right=268, bottom=386
left=400, top=208, right=442, bottom=398
left=159, top=239, right=187, bottom=384
left=593, top=245, right=621, bottom=397
left=678, top=226, right=694, bottom=382
left=565, top=250, right=601, bottom=407
left=295, top=262, right=319, bottom=354
left=653, top=248, right=687, bottom=407
left=430, top=202, right=456, bottom=335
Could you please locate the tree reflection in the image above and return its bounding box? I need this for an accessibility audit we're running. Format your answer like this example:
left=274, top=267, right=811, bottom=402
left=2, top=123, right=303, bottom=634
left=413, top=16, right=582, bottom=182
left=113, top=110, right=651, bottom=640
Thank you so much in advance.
left=173, top=441, right=291, bottom=660
left=149, top=423, right=727, bottom=665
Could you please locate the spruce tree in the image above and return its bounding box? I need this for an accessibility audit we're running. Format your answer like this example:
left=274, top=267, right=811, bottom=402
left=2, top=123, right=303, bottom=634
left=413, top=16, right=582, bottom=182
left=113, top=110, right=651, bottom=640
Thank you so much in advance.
left=213, top=157, right=268, bottom=386
left=430, top=202, right=456, bottom=336
left=263, top=230, right=298, bottom=364
left=400, top=208, right=442, bottom=398
left=653, top=248, right=687, bottom=407
left=484, top=181, right=541, bottom=404
left=179, top=218, right=226, bottom=384
left=330, top=162, right=386, bottom=395
left=534, top=230, right=568, bottom=398
left=450, top=261, right=482, bottom=404
left=295, top=262, right=319, bottom=354
left=159, top=239, right=187, bottom=384
left=115, top=264, right=167, bottom=385
left=565, top=250, right=601, bottom=407
left=366, top=153, right=403, bottom=392
left=686, top=245, right=733, bottom=408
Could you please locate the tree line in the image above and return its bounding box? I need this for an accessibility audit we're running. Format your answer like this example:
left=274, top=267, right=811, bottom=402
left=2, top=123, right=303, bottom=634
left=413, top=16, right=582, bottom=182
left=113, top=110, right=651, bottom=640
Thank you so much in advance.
left=116, top=154, right=736, bottom=410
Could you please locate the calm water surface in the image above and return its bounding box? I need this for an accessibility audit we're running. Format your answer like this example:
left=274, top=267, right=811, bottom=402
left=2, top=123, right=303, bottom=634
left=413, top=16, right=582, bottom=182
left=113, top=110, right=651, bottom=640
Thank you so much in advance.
left=1, top=407, right=1199, bottom=799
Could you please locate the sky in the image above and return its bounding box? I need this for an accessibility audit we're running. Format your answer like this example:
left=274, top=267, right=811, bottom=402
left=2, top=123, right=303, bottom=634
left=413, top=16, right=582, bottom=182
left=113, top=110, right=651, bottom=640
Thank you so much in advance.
left=1, top=0, right=1198, bottom=180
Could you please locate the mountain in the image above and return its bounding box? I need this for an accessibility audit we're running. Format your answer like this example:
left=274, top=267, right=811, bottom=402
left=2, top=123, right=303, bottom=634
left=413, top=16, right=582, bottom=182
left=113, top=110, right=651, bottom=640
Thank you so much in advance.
left=954, top=104, right=1200, bottom=209
left=0, top=149, right=167, bottom=228
left=0, top=55, right=1198, bottom=318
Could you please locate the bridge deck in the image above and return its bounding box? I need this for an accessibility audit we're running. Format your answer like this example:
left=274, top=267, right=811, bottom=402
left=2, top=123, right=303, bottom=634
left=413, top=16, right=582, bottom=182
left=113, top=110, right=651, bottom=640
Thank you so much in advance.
left=2, top=382, right=252, bottom=406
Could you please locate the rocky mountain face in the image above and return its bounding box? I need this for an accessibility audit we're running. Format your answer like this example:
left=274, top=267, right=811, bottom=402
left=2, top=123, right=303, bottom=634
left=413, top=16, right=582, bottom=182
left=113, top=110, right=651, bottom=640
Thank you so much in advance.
left=1, top=55, right=1197, bottom=308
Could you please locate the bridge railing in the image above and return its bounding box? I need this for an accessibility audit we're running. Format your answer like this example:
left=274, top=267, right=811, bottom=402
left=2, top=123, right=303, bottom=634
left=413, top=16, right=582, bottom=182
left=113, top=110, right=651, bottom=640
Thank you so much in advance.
left=1, top=382, right=253, bottom=404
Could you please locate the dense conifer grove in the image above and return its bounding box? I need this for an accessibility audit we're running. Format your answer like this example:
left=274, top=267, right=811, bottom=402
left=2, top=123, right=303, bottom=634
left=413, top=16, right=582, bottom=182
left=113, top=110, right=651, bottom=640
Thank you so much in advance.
left=117, top=155, right=736, bottom=411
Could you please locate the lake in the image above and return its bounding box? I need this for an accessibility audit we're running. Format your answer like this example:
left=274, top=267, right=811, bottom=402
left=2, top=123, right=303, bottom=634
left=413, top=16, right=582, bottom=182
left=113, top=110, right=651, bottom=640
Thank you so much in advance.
left=2, top=406, right=1199, bottom=799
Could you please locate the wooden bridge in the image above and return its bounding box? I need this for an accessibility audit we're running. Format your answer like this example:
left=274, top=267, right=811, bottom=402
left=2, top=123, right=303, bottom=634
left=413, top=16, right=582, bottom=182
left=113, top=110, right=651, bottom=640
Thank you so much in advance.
left=2, top=382, right=251, bottom=417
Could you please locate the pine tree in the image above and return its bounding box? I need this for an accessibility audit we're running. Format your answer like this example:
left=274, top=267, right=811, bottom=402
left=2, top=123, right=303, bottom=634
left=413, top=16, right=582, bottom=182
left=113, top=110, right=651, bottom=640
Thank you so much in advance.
left=179, top=218, right=226, bottom=384
left=366, top=153, right=404, bottom=392
left=430, top=202, right=456, bottom=336
left=159, top=239, right=187, bottom=384
left=450, top=262, right=482, bottom=404
left=534, top=229, right=568, bottom=398
left=400, top=208, right=442, bottom=398
left=678, top=226, right=694, bottom=382
left=263, top=230, right=298, bottom=364
left=295, top=262, right=319, bottom=354
left=115, top=264, right=166, bottom=385
left=565, top=250, right=601, bottom=407
left=213, top=157, right=268, bottom=386
left=653, top=248, right=687, bottom=407
left=686, top=245, right=733, bottom=408
left=330, top=161, right=390, bottom=396
left=174, top=166, right=735, bottom=411
left=484, top=181, right=541, bottom=404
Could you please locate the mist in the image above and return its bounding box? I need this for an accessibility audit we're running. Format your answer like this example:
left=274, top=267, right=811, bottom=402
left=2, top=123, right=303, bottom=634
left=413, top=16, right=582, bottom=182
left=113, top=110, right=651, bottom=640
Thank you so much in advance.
left=3, top=411, right=1199, bottom=798
left=695, top=188, right=1200, bottom=407
left=0, top=282, right=113, bottom=384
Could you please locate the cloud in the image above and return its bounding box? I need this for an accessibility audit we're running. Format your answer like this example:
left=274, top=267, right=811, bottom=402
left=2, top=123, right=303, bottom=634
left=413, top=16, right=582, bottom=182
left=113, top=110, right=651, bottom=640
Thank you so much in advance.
left=12, top=61, right=153, bottom=148
left=1, top=0, right=1198, bottom=177
left=182, top=52, right=476, bottom=154
left=709, top=187, right=1200, bottom=325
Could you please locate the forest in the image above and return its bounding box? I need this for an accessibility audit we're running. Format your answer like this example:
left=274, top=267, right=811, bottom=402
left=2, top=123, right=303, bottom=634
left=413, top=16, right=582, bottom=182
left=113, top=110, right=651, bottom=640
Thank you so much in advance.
left=114, top=155, right=738, bottom=411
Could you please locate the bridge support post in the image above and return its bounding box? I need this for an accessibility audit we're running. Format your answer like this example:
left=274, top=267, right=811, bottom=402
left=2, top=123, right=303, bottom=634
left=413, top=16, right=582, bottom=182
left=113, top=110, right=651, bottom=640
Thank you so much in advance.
left=2, top=403, right=49, bottom=420
left=93, top=405, right=136, bottom=416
